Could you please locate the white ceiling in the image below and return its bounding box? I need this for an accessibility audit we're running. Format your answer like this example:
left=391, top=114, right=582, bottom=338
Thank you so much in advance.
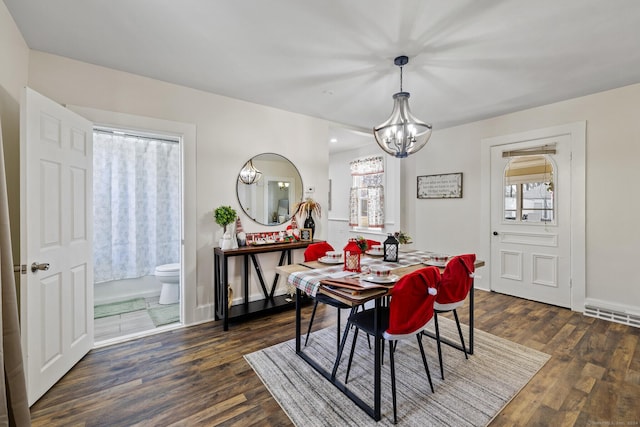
left=5, top=0, right=640, bottom=152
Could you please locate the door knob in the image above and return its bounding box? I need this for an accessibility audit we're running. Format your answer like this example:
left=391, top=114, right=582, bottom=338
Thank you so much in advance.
left=493, top=231, right=499, bottom=236
left=31, top=262, right=50, bottom=273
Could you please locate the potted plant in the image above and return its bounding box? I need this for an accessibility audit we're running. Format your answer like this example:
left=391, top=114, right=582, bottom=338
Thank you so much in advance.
left=293, top=197, right=321, bottom=237
left=214, top=205, right=237, bottom=249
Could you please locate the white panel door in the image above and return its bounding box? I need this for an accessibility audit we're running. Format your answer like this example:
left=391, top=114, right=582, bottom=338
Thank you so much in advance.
left=20, top=87, right=93, bottom=405
left=490, top=135, right=572, bottom=307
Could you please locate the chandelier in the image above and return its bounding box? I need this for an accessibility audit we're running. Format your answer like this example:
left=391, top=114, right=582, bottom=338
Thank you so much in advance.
left=373, top=56, right=432, bottom=158
left=238, top=159, right=262, bottom=184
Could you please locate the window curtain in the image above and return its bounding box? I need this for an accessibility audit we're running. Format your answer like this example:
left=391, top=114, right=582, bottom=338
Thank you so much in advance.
left=93, top=131, right=180, bottom=283
left=0, top=119, right=31, bottom=425
left=349, top=156, right=384, bottom=228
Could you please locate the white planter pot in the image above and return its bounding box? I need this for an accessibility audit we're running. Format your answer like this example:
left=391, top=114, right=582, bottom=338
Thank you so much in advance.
left=221, top=232, right=233, bottom=250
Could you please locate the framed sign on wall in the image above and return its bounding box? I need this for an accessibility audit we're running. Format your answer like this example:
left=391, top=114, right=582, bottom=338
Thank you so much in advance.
left=417, top=173, right=463, bottom=199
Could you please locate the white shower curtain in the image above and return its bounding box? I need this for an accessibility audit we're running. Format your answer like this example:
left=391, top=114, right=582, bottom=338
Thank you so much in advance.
left=93, top=131, right=180, bottom=283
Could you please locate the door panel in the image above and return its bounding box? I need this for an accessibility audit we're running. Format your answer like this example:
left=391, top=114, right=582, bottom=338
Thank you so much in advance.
left=490, top=135, right=571, bottom=307
left=20, top=87, right=93, bottom=405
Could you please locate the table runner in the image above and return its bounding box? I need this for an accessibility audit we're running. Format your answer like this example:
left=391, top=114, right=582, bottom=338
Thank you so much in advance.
left=288, top=250, right=434, bottom=296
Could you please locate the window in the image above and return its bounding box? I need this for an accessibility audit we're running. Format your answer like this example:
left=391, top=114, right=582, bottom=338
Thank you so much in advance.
left=349, top=156, right=384, bottom=228
left=503, top=155, right=554, bottom=223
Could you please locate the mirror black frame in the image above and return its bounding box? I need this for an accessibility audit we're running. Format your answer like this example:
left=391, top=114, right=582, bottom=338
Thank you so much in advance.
left=236, top=153, right=303, bottom=226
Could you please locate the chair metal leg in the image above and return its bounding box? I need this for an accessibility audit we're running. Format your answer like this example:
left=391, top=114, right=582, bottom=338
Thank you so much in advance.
left=417, top=333, right=435, bottom=393
left=453, top=309, right=469, bottom=360
left=346, top=307, right=371, bottom=350
left=331, top=318, right=353, bottom=380
left=345, top=328, right=359, bottom=384
left=304, top=299, right=319, bottom=347
left=433, top=313, right=445, bottom=380
left=351, top=305, right=372, bottom=349
left=389, top=340, right=397, bottom=424
left=336, top=308, right=341, bottom=351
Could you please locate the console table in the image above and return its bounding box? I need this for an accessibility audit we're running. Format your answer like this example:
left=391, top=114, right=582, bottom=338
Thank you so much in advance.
left=214, top=240, right=319, bottom=330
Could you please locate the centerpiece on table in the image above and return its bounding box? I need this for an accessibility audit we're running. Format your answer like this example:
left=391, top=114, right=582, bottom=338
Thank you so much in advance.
left=293, top=197, right=321, bottom=238
left=214, top=205, right=237, bottom=250
left=355, top=236, right=370, bottom=253
left=394, top=230, right=412, bottom=245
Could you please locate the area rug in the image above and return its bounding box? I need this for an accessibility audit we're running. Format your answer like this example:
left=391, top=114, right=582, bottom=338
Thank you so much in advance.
left=147, top=304, right=180, bottom=327
left=245, top=317, right=550, bottom=426
left=94, top=298, right=146, bottom=319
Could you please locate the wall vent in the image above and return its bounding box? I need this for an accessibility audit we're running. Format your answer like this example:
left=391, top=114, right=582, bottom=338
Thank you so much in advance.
left=584, top=305, right=640, bottom=328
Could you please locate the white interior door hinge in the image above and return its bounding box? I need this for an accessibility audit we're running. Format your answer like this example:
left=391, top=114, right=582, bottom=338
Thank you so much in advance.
left=13, top=264, right=27, bottom=274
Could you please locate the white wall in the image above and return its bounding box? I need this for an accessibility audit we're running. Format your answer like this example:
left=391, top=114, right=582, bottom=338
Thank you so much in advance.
left=404, top=83, right=640, bottom=313
left=24, top=51, right=332, bottom=324
left=0, top=2, right=28, bottom=101
left=0, top=0, right=29, bottom=268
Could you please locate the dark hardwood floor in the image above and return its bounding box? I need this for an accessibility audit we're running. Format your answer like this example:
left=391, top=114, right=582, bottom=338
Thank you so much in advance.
left=30, top=290, right=640, bottom=426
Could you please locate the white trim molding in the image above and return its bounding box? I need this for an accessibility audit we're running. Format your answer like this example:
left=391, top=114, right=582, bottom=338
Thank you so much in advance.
left=67, top=105, right=202, bottom=325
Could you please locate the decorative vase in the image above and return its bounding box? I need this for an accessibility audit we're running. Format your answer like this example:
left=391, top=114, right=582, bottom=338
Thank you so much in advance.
left=304, top=211, right=315, bottom=237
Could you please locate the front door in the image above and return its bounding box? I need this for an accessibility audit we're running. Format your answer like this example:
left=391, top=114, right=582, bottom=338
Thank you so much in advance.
left=490, top=135, right=572, bottom=307
left=20, top=87, right=94, bottom=405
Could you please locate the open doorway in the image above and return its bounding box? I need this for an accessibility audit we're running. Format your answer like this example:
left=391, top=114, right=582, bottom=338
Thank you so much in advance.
left=92, top=127, right=182, bottom=343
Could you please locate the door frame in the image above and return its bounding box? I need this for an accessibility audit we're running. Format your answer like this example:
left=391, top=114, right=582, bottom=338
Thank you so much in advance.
left=480, top=122, right=586, bottom=312
left=68, top=105, right=201, bottom=325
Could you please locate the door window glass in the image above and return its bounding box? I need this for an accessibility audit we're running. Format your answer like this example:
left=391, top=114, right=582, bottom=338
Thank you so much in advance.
left=503, top=155, right=554, bottom=223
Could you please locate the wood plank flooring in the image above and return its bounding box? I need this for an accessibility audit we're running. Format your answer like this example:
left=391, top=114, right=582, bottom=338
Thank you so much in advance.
left=30, top=290, right=640, bottom=426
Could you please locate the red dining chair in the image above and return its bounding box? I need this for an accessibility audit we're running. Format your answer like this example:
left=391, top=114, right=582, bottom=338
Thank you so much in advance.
left=338, top=266, right=440, bottom=424
left=303, top=242, right=355, bottom=350
left=366, top=239, right=381, bottom=250
left=429, top=254, right=476, bottom=380
left=304, top=241, right=333, bottom=263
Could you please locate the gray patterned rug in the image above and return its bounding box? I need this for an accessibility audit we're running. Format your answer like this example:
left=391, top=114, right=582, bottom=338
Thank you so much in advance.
left=245, top=317, right=550, bottom=426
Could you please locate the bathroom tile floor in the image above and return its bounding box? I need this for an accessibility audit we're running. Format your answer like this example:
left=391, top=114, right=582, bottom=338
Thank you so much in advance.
left=94, top=296, right=176, bottom=342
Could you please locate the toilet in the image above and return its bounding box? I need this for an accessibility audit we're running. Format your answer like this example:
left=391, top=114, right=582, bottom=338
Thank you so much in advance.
left=155, top=263, right=180, bottom=305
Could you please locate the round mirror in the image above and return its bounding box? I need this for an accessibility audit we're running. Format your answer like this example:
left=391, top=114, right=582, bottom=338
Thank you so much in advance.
left=236, top=153, right=303, bottom=226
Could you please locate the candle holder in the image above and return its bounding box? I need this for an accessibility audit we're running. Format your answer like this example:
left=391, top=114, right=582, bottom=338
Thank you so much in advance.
left=343, top=238, right=362, bottom=272
left=383, top=233, right=399, bottom=262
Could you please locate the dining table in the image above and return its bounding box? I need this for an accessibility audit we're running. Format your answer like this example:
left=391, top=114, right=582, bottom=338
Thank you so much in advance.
left=279, top=249, right=484, bottom=422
